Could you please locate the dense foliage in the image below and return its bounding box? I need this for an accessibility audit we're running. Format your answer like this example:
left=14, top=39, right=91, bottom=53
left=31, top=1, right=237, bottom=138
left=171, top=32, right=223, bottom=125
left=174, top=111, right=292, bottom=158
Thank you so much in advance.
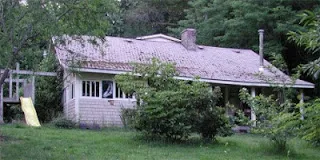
left=115, top=59, right=231, bottom=141
left=299, top=99, right=320, bottom=145
left=35, top=53, right=63, bottom=122
left=174, top=0, right=320, bottom=73
left=0, top=0, right=117, bottom=122
left=239, top=88, right=300, bottom=152
left=288, top=10, right=320, bottom=80
left=109, top=0, right=189, bottom=37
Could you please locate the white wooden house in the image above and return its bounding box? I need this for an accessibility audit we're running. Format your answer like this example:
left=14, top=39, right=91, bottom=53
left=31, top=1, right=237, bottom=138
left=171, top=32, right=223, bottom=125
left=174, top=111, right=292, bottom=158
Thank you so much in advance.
left=54, top=29, right=314, bottom=126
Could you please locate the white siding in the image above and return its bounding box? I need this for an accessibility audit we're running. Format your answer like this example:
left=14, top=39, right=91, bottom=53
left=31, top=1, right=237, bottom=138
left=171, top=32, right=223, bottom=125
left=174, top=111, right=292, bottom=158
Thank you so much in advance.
left=78, top=98, right=135, bottom=126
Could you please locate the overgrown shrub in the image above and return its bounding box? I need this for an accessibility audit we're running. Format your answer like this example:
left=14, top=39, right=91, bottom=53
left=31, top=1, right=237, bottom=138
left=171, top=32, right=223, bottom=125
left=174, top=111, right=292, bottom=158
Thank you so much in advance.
left=3, top=104, right=23, bottom=123
left=227, top=103, right=250, bottom=126
left=51, top=116, right=76, bottom=129
left=115, top=59, right=231, bottom=141
left=35, top=53, right=63, bottom=122
left=299, top=99, right=320, bottom=146
left=120, top=108, right=137, bottom=128
left=239, top=88, right=299, bottom=152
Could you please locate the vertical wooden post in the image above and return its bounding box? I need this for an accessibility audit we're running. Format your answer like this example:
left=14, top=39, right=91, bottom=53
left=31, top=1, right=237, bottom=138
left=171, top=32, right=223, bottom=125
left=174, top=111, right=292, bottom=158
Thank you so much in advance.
left=16, top=63, right=19, bottom=101
left=0, top=84, right=3, bottom=123
left=300, top=89, right=304, bottom=120
left=224, top=87, right=229, bottom=115
left=251, top=87, right=257, bottom=127
left=9, top=71, right=12, bottom=98
left=31, top=76, right=35, bottom=103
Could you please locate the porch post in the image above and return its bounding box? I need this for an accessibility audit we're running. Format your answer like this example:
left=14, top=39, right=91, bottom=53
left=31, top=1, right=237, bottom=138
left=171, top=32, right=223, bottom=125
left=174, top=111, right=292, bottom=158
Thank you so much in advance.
left=224, top=87, right=229, bottom=115
left=9, top=71, right=12, bottom=98
left=300, top=89, right=304, bottom=120
left=31, top=76, right=35, bottom=103
left=0, top=84, right=3, bottom=124
left=16, top=63, right=19, bottom=101
left=251, top=87, right=257, bottom=126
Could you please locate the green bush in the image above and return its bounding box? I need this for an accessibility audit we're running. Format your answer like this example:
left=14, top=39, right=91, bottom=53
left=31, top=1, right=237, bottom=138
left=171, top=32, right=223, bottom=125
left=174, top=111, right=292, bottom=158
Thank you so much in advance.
left=300, top=99, right=320, bottom=146
left=3, top=104, right=23, bottom=123
left=51, top=116, right=76, bottom=129
left=239, top=88, right=299, bottom=152
left=115, top=59, right=231, bottom=141
left=120, top=108, right=137, bottom=129
left=35, top=52, right=63, bottom=123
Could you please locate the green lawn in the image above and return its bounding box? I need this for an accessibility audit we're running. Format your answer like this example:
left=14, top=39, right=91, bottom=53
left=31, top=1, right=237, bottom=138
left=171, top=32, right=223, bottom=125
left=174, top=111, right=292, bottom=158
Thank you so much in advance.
left=0, top=125, right=319, bottom=160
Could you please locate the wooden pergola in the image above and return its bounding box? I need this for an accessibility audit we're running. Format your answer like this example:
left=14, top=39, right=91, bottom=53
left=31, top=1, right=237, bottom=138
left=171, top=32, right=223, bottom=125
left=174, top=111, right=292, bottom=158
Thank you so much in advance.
left=0, top=63, right=57, bottom=123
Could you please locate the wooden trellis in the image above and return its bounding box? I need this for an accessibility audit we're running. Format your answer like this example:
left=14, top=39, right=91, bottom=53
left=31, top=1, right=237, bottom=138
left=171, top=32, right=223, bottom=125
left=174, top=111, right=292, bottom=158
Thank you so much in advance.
left=0, top=63, right=57, bottom=123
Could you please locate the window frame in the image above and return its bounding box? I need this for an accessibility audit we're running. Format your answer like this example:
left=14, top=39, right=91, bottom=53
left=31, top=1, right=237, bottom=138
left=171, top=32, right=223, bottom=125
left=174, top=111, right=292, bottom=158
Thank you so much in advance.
left=81, top=80, right=101, bottom=98
left=81, top=79, right=136, bottom=100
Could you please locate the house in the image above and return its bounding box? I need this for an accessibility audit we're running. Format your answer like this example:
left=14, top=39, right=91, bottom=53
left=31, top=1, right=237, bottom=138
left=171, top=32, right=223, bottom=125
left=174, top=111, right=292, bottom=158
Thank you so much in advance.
left=54, top=29, right=314, bottom=127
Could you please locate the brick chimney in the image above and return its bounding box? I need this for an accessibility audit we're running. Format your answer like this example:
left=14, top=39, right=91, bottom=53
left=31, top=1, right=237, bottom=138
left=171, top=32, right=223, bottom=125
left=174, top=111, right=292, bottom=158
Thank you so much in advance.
left=181, top=28, right=197, bottom=51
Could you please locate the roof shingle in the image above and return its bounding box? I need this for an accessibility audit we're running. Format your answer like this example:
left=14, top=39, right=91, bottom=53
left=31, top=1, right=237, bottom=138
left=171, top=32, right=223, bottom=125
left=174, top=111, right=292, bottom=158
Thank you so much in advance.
left=54, top=35, right=314, bottom=88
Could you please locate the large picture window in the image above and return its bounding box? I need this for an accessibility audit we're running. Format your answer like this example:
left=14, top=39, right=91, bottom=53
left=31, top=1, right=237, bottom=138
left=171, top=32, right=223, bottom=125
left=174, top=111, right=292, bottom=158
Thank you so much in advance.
left=102, top=80, right=113, bottom=98
left=81, top=80, right=135, bottom=99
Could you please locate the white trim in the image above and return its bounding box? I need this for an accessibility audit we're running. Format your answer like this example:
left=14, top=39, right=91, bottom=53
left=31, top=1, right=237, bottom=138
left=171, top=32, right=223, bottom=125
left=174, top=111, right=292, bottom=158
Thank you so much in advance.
left=251, top=87, right=257, bottom=127
left=300, top=89, right=305, bottom=120
left=80, top=79, right=135, bottom=100
left=0, top=69, right=57, bottom=76
left=74, top=68, right=315, bottom=89
left=75, top=74, right=80, bottom=123
left=112, top=80, right=116, bottom=99
left=136, top=34, right=181, bottom=43
left=81, top=80, right=100, bottom=98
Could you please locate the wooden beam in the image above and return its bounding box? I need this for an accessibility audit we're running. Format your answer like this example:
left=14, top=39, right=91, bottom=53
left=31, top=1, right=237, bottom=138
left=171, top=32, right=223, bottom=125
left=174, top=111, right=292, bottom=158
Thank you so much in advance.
left=16, top=63, right=19, bottom=101
left=31, top=76, right=35, bottom=103
left=4, top=79, right=25, bottom=83
left=0, top=69, right=57, bottom=76
left=3, top=97, right=20, bottom=103
left=224, top=87, right=229, bottom=115
left=9, top=71, right=12, bottom=98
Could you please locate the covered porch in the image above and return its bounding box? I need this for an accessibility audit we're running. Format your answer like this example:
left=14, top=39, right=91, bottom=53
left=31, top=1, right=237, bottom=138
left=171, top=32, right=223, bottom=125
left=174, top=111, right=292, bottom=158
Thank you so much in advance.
left=221, top=85, right=306, bottom=131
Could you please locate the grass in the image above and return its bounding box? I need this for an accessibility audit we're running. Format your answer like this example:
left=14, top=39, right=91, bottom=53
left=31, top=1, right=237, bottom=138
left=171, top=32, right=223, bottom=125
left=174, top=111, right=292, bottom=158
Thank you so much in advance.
left=0, top=124, right=319, bottom=160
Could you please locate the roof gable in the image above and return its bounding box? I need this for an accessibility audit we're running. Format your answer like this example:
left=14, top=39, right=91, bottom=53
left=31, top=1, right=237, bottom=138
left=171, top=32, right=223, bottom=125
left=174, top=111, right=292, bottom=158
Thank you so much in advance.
left=136, top=34, right=181, bottom=43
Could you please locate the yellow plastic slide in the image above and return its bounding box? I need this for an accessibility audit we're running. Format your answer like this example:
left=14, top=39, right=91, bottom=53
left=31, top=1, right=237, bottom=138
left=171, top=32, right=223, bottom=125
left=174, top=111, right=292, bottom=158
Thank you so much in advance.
left=20, top=97, right=41, bottom=127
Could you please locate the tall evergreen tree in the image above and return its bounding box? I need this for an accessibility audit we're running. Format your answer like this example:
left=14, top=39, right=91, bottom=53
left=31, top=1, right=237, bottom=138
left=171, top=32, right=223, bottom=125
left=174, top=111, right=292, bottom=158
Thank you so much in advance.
left=174, top=0, right=320, bottom=73
left=118, top=0, right=189, bottom=37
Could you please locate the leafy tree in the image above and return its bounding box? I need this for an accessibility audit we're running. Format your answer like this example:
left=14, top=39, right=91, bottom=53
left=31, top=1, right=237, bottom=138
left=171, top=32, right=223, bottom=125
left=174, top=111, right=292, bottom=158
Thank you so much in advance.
left=35, top=52, right=63, bottom=122
left=174, top=0, right=320, bottom=73
left=115, top=59, right=231, bottom=141
left=0, top=0, right=117, bottom=122
left=288, top=10, right=320, bottom=79
left=299, top=99, right=320, bottom=146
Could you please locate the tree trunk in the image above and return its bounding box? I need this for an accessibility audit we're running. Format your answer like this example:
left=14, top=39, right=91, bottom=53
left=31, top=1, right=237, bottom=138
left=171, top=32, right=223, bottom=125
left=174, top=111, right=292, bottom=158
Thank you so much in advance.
left=0, top=69, right=10, bottom=124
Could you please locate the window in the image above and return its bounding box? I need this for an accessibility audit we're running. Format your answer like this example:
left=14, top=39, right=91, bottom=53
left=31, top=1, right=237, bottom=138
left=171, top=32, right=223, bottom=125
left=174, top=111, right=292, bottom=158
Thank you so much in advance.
left=70, top=83, right=74, bottom=99
left=63, top=88, right=66, bottom=103
left=71, top=84, right=74, bottom=99
left=102, top=80, right=113, bottom=98
left=82, top=81, right=99, bottom=97
left=82, top=80, right=135, bottom=99
left=115, top=83, right=134, bottom=99
left=102, top=80, right=134, bottom=99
